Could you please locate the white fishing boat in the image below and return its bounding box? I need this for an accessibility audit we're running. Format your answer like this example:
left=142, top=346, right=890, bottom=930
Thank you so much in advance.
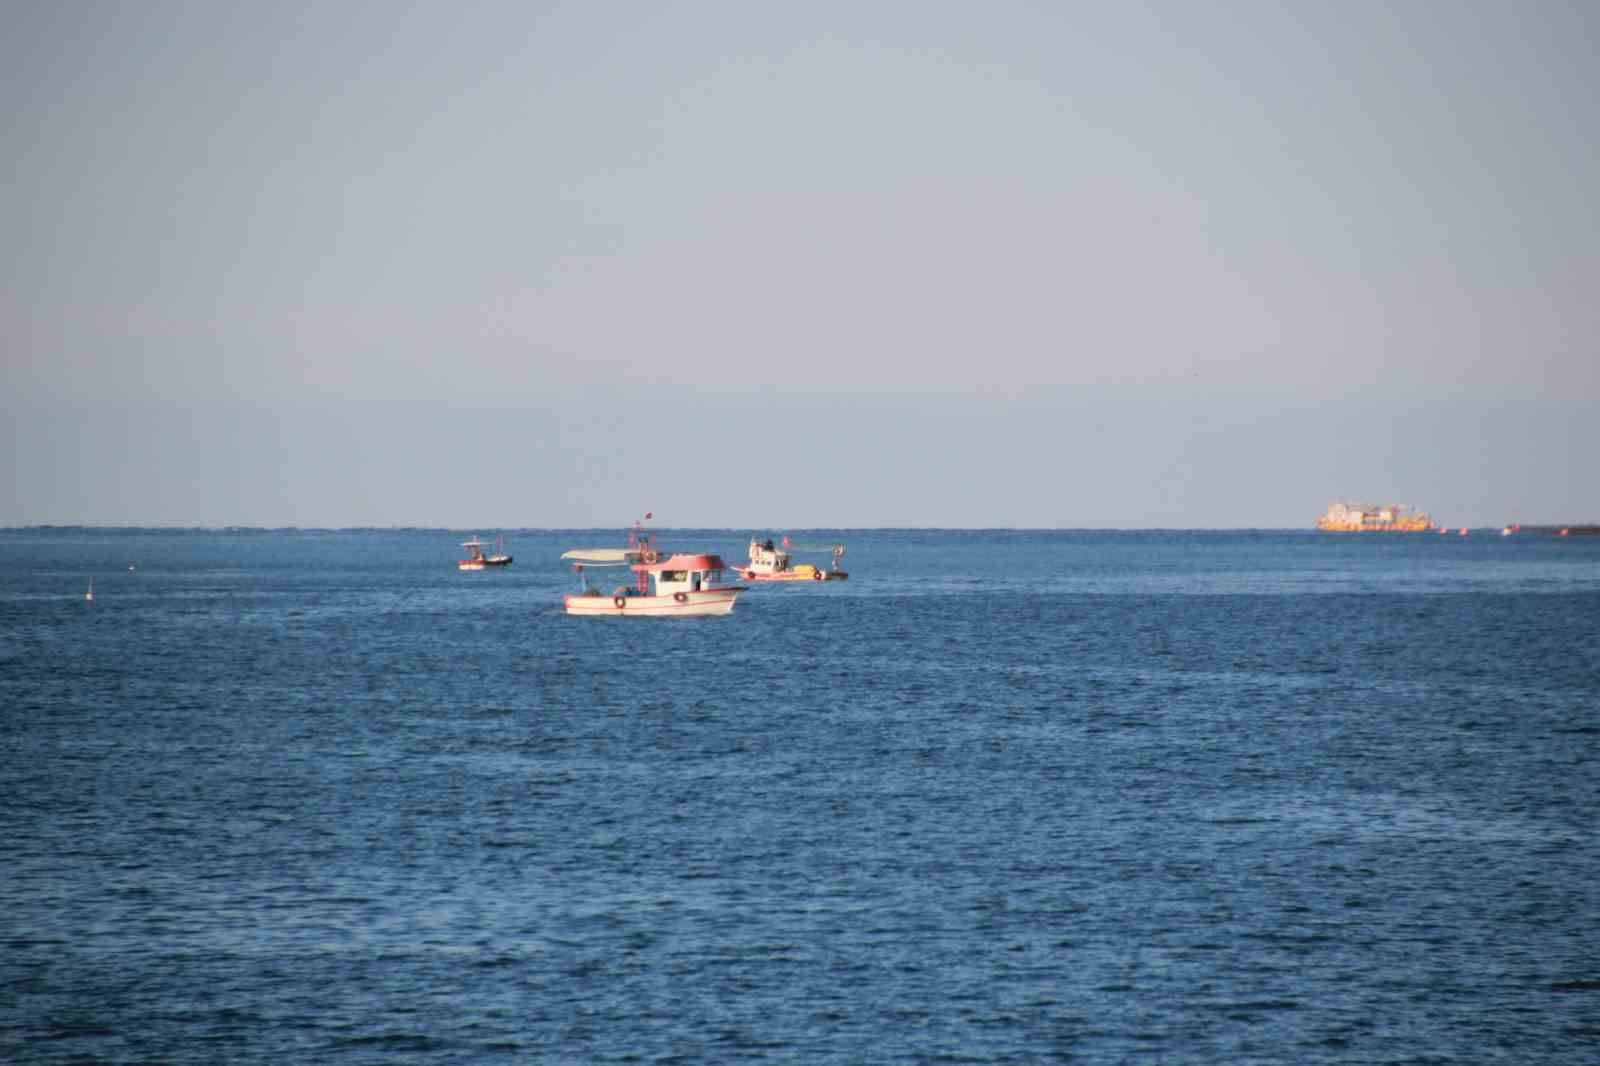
left=739, top=535, right=848, bottom=582
left=562, top=515, right=747, bottom=616
left=458, top=535, right=513, bottom=571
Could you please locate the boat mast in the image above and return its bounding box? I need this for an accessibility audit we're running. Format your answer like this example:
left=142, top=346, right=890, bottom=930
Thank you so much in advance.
left=628, top=512, right=656, bottom=594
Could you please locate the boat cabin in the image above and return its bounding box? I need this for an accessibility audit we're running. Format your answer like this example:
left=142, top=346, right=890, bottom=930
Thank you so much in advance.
left=640, top=553, right=728, bottom=595
left=748, top=538, right=792, bottom=573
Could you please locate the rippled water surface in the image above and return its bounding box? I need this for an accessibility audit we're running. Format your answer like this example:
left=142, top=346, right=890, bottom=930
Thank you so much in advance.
left=4, top=528, right=1599, bottom=1063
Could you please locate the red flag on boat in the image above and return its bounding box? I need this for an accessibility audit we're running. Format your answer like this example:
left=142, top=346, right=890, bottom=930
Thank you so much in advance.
left=782, top=535, right=790, bottom=547
left=645, top=512, right=653, bottom=520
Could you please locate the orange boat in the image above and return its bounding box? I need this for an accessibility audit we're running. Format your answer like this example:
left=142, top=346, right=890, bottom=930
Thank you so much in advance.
left=1316, top=502, right=1434, bottom=532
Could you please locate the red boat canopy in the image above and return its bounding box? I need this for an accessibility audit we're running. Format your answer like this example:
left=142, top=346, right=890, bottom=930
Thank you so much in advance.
left=636, top=553, right=727, bottom=572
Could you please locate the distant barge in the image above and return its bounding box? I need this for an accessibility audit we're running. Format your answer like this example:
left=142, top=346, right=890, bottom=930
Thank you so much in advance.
left=1317, top=502, right=1434, bottom=532
left=1506, top=525, right=1600, bottom=537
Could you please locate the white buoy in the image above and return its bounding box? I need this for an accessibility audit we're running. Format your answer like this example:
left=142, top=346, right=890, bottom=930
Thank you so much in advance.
left=86, top=579, right=94, bottom=602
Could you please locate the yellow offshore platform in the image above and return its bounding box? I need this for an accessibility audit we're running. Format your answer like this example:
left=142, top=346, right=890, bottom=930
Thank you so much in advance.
left=1316, top=501, right=1435, bottom=532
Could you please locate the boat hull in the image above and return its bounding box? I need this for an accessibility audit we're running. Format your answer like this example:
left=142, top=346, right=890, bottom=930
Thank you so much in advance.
left=741, top=567, right=848, bottom=582
left=459, top=556, right=512, bottom=570
left=1315, top=519, right=1433, bottom=532
left=564, top=588, right=745, bottom=617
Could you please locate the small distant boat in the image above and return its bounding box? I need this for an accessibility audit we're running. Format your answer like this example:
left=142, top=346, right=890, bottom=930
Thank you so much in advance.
left=562, top=514, right=747, bottom=616
left=85, top=579, right=93, bottom=602
left=458, top=535, right=513, bottom=571
left=739, top=536, right=848, bottom=582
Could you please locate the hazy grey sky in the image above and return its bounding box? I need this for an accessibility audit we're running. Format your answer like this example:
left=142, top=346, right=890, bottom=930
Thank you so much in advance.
left=4, top=0, right=1596, bottom=527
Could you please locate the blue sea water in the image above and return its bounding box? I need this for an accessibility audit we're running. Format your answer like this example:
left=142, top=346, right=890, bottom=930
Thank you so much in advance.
left=3, top=527, right=1598, bottom=1064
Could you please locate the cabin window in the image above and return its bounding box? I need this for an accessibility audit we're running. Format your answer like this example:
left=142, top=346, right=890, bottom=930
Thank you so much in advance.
left=708, top=569, right=722, bottom=582
left=661, top=570, right=685, bottom=582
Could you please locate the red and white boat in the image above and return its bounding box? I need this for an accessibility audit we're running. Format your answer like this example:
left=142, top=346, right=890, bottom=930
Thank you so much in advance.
left=738, top=536, right=848, bottom=582
left=562, top=516, right=747, bottom=617
left=458, top=535, right=513, bottom=571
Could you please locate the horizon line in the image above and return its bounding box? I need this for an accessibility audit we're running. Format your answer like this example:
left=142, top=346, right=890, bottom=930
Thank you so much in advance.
left=4, top=523, right=1565, bottom=534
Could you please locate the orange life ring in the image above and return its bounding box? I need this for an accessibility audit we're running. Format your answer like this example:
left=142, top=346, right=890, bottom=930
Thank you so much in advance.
left=642, top=548, right=659, bottom=564
left=613, top=595, right=626, bottom=609
left=745, top=571, right=755, bottom=580
left=812, top=569, right=823, bottom=581
left=673, top=591, right=688, bottom=603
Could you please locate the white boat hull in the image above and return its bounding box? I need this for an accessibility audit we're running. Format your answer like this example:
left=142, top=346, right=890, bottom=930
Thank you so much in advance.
left=563, top=588, right=744, bottom=617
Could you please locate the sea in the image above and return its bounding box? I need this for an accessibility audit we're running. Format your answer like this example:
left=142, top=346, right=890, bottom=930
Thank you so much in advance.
left=3, top=527, right=1598, bottom=1064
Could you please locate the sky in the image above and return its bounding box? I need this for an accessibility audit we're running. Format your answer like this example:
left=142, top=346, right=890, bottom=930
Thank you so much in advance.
left=3, top=0, right=1596, bottom=528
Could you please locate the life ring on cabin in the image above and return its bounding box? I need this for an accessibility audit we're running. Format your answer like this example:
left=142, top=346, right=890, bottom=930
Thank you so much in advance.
left=812, top=569, right=824, bottom=581
left=642, top=548, right=659, bottom=564
left=745, top=571, right=755, bottom=581
left=613, top=595, right=626, bottom=609
left=673, top=591, right=688, bottom=603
